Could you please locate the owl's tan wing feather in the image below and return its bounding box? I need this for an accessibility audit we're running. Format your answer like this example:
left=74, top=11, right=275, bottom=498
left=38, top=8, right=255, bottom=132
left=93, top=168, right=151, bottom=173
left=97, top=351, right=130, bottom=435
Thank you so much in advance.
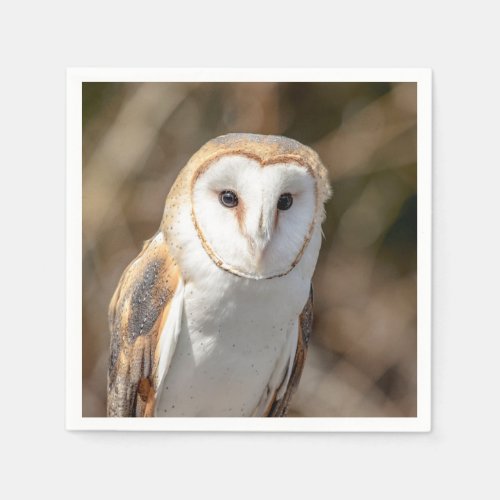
left=107, top=232, right=181, bottom=417
left=262, top=287, right=313, bottom=417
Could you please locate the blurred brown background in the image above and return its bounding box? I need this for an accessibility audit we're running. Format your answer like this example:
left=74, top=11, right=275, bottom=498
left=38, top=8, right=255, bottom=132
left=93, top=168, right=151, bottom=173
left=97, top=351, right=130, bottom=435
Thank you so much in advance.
left=83, top=82, right=417, bottom=417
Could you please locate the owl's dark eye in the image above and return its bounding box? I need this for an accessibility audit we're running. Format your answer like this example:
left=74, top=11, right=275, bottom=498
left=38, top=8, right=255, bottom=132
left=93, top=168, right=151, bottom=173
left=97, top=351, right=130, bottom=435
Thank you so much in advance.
left=277, top=193, right=293, bottom=211
left=219, top=190, right=238, bottom=208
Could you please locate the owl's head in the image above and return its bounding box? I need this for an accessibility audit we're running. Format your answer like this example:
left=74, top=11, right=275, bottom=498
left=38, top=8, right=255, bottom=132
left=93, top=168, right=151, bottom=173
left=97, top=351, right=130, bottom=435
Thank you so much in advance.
left=166, top=134, right=331, bottom=280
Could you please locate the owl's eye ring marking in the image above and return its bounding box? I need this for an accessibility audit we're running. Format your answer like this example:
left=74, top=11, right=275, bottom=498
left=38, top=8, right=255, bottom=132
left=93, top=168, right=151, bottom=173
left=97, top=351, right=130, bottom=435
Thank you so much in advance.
left=277, top=193, right=293, bottom=211
left=219, top=190, right=239, bottom=208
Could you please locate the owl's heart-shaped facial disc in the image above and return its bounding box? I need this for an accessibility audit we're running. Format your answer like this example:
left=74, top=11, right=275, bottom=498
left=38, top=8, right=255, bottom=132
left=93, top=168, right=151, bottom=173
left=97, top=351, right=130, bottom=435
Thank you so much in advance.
left=191, top=154, right=318, bottom=279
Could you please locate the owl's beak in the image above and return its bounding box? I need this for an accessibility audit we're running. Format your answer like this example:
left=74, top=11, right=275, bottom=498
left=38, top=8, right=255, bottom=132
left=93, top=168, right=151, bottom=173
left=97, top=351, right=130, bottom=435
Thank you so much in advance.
left=251, top=234, right=271, bottom=258
left=249, top=239, right=271, bottom=272
left=248, top=209, right=273, bottom=265
left=243, top=193, right=277, bottom=268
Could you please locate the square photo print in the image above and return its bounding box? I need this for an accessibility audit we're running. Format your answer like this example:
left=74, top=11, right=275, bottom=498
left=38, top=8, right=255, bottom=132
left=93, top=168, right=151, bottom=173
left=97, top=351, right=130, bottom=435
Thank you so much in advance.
left=67, top=68, right=432, bottom=431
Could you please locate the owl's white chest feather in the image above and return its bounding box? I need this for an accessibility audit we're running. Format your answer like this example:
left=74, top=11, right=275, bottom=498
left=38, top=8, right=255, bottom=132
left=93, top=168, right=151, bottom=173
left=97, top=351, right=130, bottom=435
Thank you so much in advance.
left=155, top=268, right=307, bottom=417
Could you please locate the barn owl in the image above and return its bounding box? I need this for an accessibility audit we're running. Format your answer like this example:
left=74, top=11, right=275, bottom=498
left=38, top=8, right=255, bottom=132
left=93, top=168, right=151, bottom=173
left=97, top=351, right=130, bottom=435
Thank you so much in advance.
left=107, top=133, right=331, bottom=417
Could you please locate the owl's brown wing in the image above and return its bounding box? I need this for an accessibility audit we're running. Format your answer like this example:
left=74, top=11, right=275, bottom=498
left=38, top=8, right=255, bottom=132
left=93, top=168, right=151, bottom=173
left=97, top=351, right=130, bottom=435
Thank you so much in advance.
left=107, top=232, right=181, bottom=417
left=263, top=287, right=313, bottom=417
